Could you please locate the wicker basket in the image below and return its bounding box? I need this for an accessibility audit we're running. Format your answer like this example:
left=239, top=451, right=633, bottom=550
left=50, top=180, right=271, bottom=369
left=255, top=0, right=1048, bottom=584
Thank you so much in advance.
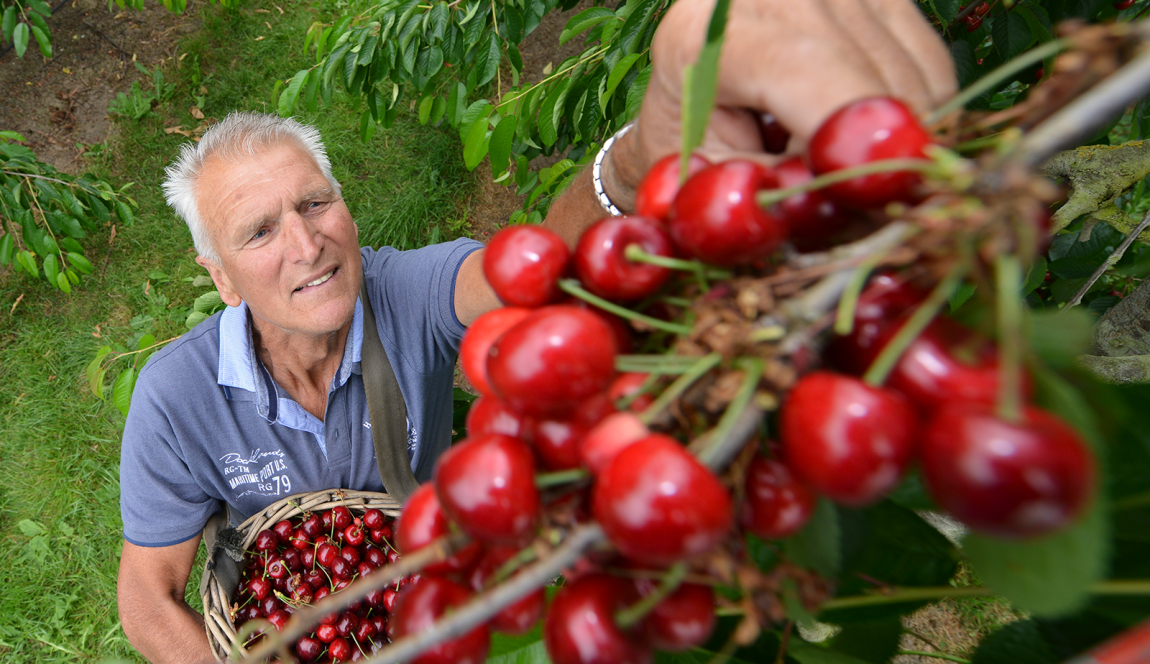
left=199, top=489, right=403, bottom=661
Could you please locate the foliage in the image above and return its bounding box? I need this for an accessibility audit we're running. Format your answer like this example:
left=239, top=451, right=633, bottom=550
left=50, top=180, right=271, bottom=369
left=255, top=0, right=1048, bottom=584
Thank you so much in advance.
left=108, top=62, right=179, bottom=121
left=0, top=132, right=135, bottom=294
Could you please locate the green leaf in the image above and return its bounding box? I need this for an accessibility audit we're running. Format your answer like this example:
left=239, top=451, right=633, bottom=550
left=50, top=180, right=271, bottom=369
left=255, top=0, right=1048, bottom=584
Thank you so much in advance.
left=430, top=96, right=446, bottom=125
left=458, top=98, right=491, bottom=141
left=43, top=252, right=59, bottom=287
left=30, top=0, right=52, bottom=17
left=17, top=519, right=44, bottom=537
left=112, top=367, right=137, bottom=417
left=965, top=495, right=1108, bottom=617
left=489, top=114, right=517, bottom=178
left=829, top=618, right=903, bottom=664
left=13, top=22, right=29, bottom=58
left=970, top=619, right=1058, bottom=664
left=783, top=497, right=840, bottom=578
left=87, top=346, right=112, bottom=398
left=428, top=1, right=449, bottom=41
left=949, top=281, right=977, bottom=311
left=475, top=32, right=501, bottom=87
left=788, top=640, right=871, bottom=664
left=2, top=7, right=16, bottom=42
left=30, top=24, right=51, bottom=58
left=602, top=53, right=641, bottom=109
left=418, top=95, right=435, bottom=124
left=138, top=333, right=156, bottom=351
left=277, top=69, right=308, bottom=118
left=559, top=6, right=615, bottom=45
left=993, top=11, right=1036, bottom=63
left=1022, top=255, right=1048, bottom=295
left=537, top=79, right=571, bottom=147
left=194, top=290, right=224, bottom=314
left=680, top=0, right=728, bottom=168
left=186, top=310, right=210, bottom=329
left=463, top=106, right=494, bottom=171
left=486, top=637, right=550, bottom=664
left=114, top=200, right=134, bottom=226
left=950, top=40, right=978, bottom=89
left=447, top=82, right=467, bottom=128
left=0, top=233, right=13, bottom=265
left=16, top=250, right=37, bottom=277
left=55, top=270, right=71, bottom=293
left=357, top=35, right=378, bottom=66
left=625, top=62, right=651, bottom=121
left=1026, top=309, right=1094, bottom=367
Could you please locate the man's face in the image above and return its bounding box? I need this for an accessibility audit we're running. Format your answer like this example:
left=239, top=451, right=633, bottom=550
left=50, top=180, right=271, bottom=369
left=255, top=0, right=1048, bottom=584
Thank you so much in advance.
left=196, top=141, right=362, bottom=341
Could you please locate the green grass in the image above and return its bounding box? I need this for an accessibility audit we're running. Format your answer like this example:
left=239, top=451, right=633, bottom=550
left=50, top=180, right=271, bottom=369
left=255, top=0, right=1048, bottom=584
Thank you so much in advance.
left=0, top=0, right=476, bottom=659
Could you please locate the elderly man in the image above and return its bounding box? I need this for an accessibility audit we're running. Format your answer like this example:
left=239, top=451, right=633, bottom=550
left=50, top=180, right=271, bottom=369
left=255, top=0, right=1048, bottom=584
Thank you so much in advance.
left=116, top=0, right=956, bottom=659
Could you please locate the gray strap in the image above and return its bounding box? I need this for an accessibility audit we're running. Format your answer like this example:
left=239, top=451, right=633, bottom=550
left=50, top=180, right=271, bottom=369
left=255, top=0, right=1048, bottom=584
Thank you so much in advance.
left=199, top=507, right=243, bottom=600
left=359, top=276, right=421, bottom=503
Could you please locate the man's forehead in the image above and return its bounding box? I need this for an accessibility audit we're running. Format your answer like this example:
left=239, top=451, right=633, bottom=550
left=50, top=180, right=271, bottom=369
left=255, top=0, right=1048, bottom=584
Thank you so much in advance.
left=198, top=143, right=331, bottom=225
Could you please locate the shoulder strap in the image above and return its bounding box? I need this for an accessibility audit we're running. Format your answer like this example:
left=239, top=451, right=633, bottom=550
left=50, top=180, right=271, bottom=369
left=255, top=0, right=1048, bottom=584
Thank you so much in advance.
left=359, top=276, right=421, bottom=503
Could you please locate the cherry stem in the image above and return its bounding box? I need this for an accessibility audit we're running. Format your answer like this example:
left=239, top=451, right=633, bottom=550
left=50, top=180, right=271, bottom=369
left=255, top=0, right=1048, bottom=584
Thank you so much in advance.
left=995, top=255, right=1024, bottom=423
left=491, top=545, right=540, bottom=586
left=833, top=243, right=900, bottom=336
left=820, top=580, right=1150, bottom=612
left=693, top=358, right=764, bottom=466
left=755, top=159, right=936, bottom=208
left=614, top=562, right=688, bottom=629
left=624, top=243, right=731, bottom=280
left=927, top=38, right=1069, bottom=125
left=861, top=259, right=970, bottom=387
left=535, top=468, right=589, bottom=488
left=559, top=278, right=693, bottom=336
left=617, top=354, right=707, bottom=374
left=638, top=353, right=723, bottom=426
left=616, top=372, right=662, bottom=410
left=897, top=651, right=971, bottom=664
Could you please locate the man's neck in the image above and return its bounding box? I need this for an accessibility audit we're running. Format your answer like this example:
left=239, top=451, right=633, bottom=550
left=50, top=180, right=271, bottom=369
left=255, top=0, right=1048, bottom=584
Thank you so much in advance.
left=250, top=313, right=352, bottom=421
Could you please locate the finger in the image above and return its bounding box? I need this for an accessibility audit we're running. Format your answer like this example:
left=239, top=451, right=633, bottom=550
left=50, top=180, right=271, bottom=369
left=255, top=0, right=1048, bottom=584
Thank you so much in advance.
left=822, top=0, right=937, bottom=113
left=862, top=0, right=958, bottom=108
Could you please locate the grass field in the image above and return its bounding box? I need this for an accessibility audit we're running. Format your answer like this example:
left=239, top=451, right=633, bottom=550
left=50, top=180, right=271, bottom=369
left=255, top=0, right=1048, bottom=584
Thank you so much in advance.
left=0, top=0, right=474, bottom=659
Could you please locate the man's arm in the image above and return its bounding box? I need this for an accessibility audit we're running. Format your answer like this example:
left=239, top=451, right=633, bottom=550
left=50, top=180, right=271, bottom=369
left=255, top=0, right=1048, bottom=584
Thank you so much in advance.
left=118, top=537, right=216, bottom=664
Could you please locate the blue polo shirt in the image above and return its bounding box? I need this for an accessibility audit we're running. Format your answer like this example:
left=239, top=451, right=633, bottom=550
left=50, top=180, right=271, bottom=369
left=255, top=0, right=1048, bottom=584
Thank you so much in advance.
left=119, top=239, right=482, bottom=547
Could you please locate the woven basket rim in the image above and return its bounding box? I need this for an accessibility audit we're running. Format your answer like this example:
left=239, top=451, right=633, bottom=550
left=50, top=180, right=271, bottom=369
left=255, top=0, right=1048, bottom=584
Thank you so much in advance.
left=200, top=489, right=401, bottom=661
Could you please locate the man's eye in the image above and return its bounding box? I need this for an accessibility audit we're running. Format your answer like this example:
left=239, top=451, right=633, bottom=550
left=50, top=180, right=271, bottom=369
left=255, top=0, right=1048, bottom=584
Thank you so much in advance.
left=253, top=228, right=268, bottom=240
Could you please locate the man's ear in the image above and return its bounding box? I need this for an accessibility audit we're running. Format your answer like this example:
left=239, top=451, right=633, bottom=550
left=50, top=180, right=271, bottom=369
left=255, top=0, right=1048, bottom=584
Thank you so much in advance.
left=195, top=255, right=243, bottom=308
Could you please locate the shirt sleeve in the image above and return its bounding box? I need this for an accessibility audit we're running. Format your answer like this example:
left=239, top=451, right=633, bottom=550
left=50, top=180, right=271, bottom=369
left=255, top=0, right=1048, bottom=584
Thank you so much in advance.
left=120, top=368, right=220, bottom=547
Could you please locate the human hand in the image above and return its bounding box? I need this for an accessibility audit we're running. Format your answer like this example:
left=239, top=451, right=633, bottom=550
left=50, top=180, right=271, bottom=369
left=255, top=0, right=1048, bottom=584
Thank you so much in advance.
left=607, top=0, right=957, bottom=201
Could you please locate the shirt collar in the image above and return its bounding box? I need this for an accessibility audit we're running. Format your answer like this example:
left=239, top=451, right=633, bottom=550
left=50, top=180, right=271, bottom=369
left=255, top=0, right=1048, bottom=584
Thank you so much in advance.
left=217, top=299, right=364, bottom=418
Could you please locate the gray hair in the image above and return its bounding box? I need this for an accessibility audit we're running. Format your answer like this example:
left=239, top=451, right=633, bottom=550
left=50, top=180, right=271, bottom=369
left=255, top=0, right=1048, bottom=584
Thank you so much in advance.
left=162, top=112, right=342, bottom=264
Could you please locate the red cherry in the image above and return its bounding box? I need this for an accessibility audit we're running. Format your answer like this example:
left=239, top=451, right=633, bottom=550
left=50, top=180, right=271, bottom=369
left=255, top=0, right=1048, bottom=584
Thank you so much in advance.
left=771, top=156, right=852, bottom=251
left=636, top=581, right=716, bottom=652
left=315, top=623, right=339, bottom=644
left=335, top=611, right=360, bottom=637
left=363, top=509, right=385, bottom=531
left=316, top=542, right=340, bottom=569
left=272, top=519, right=295, bottom=541
left=391, top=576, right=490, bottom=664
left=354, top=618, right=377, bottom=643
left=460, top=307, right=532, bottom=398
left=290, top=527, right=311, bottom=550
left=435, top=433, right=541, bottom=544
left=975, top=1, right=990, bottom=14
left=666, top=160, right=786, bottom=267
left=608, top=373, right=655, bottom=412
left=366, top=587, right=386, bottom=609
left=808, top=96, right=934, bottom=210
left=332, top=506, right=353, bottom=531
left=259, top=595, right=281, bottom=617
left=248, top=577, right=272, bottom=600
left=255, top=529, right=279, bottom=552
left=468, top=545, right=546, bottom=635
left=543, top=573, right=651, bottom=664
left=1115, top=0, right=1136, bottom=8
left=565, top=298, right=634, bottom=353
left=304, top=568, right=326, bottom=589
left=574, top=216, right=675, bottom=302
left=281, top=549, right=302, bottom=572
left=466, top=396, right=526, bottom=439
left=483, top=225, right=570, bottom=308
left=824, top=272, right=927, bottom=374
left=383, top=587, right=399, bottom=613
left=339, top=545, right=361, bottom=566
left=295, top=635, right=322, bottom=661
left=330, top=637, right=353, bottom=662
left=883, top=317, right=1032, bottom=412
left=592, top=434, right=733, bottom=566
left=528, top=394, right=616, bottom=471
left=321, top=510, right=333, bottom=532
left=579, top=411, right=649, bottom=475
left=921, top=403, right=1095, bottom=538
left=756, top=113, right=791, bottom=154
left=313, top=585, right=330, bottom=602
left=965, top=13, right=983, bottom=30
left=487, top=305, right=617, bottom=419
left=267, top=609, right=291, bottom=632
left=781, top=372, right=918, bottom=506
left=634, top=153, right=712, bottom=220
left=331, top=557, right=353, bottom=580
left=266, top=555, right=288, bottom=579
left=395, top=483, right=484, bottom=575
left=300, top=514, right=322, bottom=539
left=741, top=455, right=816, bottom=540
left=343, top=524, right=365, bottom=548
left=365, top=546, right=388, bottom=567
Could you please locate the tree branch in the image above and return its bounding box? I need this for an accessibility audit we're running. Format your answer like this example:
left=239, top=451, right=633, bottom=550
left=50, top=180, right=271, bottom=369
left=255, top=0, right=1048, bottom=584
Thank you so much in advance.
left=1062, top=208, right=1150, bottom=311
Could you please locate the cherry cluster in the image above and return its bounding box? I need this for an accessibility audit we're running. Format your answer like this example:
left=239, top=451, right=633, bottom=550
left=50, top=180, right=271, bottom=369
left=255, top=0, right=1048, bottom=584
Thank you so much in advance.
left=233, top=506, right=405, bottom=662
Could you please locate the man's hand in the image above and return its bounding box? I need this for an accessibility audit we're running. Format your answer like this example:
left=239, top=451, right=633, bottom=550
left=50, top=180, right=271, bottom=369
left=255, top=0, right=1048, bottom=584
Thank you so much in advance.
left=605, top=0, right=958, bottom=208
left=118, top=538, right=217, bottom=664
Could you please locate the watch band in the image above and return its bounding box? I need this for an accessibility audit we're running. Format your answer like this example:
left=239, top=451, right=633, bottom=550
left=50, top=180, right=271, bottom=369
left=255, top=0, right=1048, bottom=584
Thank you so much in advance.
left=592, top=123, right=634, bottom=217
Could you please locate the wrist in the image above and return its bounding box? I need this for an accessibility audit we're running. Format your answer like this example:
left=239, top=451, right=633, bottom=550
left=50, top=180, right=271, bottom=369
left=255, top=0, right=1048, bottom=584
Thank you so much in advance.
left=600, top=124, right=644, bottom=215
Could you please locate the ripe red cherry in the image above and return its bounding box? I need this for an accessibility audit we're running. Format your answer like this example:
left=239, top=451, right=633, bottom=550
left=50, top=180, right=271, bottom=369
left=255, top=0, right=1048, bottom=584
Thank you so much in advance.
left=579, top=411, right=649, bottom=475
left=329, top=637, right=353, bottom=662
left=255, top=529, right=279, bottom=552
left=335, top=611, right=360, bottom=637
left=363, top=509, right=385, bottom=531
left=608, top=373, right=655, bottom=412
left=460, top=307, right=532, bottom=398
left=757, top=113, right=791, bottom=154
left=965, top=13, right=983, bottom=30
left=466, top=396, right=526, bottom=439
left=383, top=587, right=399, bottom=613
left=771, top=156, right=852, bottom=251
left=741, top=455, right=816, bottom=540
left=592, top=434, right=733, bottom=566
left=883, top=317, right=1032, bottom=412
left=331, top=557, right=353, bottom=580
left=395, top=483, right=483, bottom=575
left=824, top=272, right=927, bottom=374
left=528, top=394, right=616, bottom=471
left=543, top=573, right=651, bottom=664
left=808, top=96, right=934, bottom=210
left=391, top=576, right=490, bottom=664
left=300, top=514, right=322, bottom=539
left=1115, top=0, right=1136, bottom=8
left=290, top=527, right=311, bottom=550
left=487, top=305, right=617, bottom=419
left=483, top=225, right=570, bottom=308
left=339, top=545, right=361, bottom=566
left=781, top=372, right=918, bottom=506
left=332, top=506, right=353, bottom=531
left=266, top=609, right=291, bottom=632
left=266, top=555, right=288, bottom=579
left=272, top=519, right=295, bottom=541
left=248, top=576, right=272, bottom=600
left=636, top=581, right=716, bottom=652
left=634, top=153, right=712, bottom=220
left=975, top=1, right=991, bottom=14
left=295, top=635, right=322, bottom=661
left=468, top=545, right=546, bottom=635
left=435, top=433, right=541, bottom=544
left=921, top=403, right=1095, bottom=538
left=666, top=160, right=786, bottom=267
left=321, top=510, right=334, bottom=532
left=281, top=549, right=302, bottom=572
left=365, top=546, right=388, bottom=567
left=566, top=298, right=634, bottom=353
left=343, top=524, right=365, bottom=548
left=574, top=216, right=675, bottom=302
left=316, top=542, right=340, bottom=569
left=316, top=623, right=339, bottom=643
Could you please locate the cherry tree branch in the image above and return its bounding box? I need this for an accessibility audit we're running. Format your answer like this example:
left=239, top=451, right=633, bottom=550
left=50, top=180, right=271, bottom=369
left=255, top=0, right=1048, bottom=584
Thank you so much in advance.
left=1062, top=208, right=1150, bottom=311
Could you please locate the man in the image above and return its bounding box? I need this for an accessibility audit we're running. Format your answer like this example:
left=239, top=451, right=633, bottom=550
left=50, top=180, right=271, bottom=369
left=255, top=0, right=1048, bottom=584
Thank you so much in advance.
left=117, top=0, right=956, bottom=660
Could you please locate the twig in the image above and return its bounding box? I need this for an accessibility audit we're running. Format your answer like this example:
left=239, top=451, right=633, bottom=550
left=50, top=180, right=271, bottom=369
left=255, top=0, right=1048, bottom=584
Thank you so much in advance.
left=898, top=650, right=971, bottom=664
left=947, top=1, right=983, bottom=30
left=1062, top=208, right=1150, bottom=311
left=906, top=628, right=945, bottom=651
left=1013, top=46, right=1150, bottom=169
left=82, top=19, right=130, bottom=58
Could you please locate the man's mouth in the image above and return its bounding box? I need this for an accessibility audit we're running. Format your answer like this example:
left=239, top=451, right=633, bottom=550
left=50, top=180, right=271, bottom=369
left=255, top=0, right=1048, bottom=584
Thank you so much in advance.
left=294, top=268, right=337, bottom=292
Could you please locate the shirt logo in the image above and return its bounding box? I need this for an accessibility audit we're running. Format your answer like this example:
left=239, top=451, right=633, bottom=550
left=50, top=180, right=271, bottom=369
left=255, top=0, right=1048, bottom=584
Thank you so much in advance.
left=219, top=448, right=294, bottom=498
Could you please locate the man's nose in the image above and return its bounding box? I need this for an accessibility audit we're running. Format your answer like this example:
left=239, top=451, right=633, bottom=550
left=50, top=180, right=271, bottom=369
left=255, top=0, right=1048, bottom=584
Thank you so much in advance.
left=284, top=212, right=323, bottom=263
